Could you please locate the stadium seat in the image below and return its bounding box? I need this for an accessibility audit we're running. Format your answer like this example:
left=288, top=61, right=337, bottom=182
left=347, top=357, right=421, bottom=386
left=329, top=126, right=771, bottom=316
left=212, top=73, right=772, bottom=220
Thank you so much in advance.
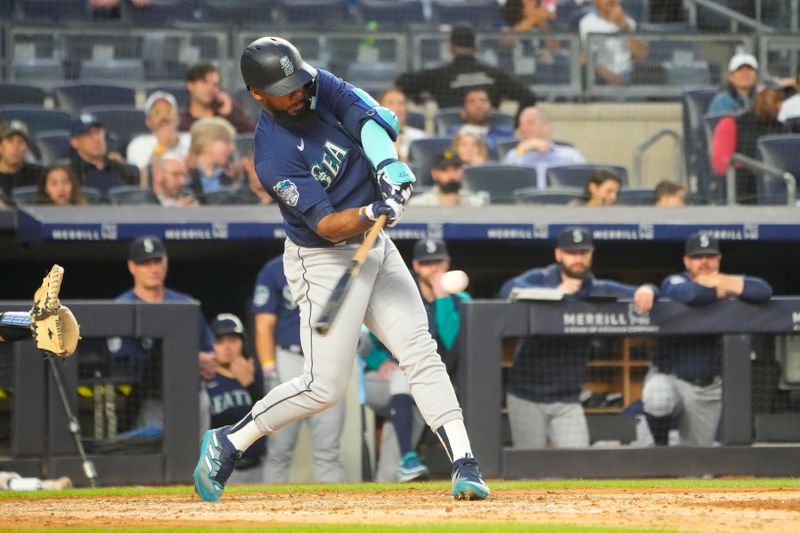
left=407, top=137, right=454, bottom=187
left=546, top=164, right=628, bottom=188
left=81, top=186, right=103, bottom=205
left=82, top=106, right=147, bottom=155
left=13, top=59, right=66, bottom=84
left=513, top=187, right=582, bottom=205
left=681, top=89, right=718, bottom=196
left=275, top=0, right=349, bottom=27
left=756, top=134, right=800, bottom=205
left=16, top=0, right=89, bottom=22
left=201, top=186, right=261, bottom=206
left=407, top=111, right=426, bottom=132
left=80, top=60, right=146, bottom=83
left=0, top=84, right=47, bottom=107
left=35, top=131, right=72, bottom=166
left=616, top=187, right=656, bottom=206
left=53, top=84, right=136, bottom=115
left=107, top=186, right=160, bottom=206
left=462, top=165, right=537, bottom=204
left=345, top=63, right=398, bottom=98
left=198, top=0, right=274, bottom=26
left=11, top=185, right=40, bottom=206
left=0, top=107, right=73, bottom=140
left=436, top=108, right=515, bottom=136
left=431, top=0, right=499, bottom=30
left=357, top=0, right=425, bottom=29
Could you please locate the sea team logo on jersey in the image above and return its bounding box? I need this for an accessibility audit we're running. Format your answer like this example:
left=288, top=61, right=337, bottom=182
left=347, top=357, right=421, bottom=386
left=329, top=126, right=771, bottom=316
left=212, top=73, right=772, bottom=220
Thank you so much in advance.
left=273, top=179, right=299, bottom=206
left=311, top=140, right=349, bottom=189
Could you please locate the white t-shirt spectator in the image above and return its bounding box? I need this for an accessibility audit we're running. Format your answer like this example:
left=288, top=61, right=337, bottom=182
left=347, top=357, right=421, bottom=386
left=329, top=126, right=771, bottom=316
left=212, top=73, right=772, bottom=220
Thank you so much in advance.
left=579, top=10, right=637, bottom=77
left=126, top=133, right=191, bottom=171
left=778, top=93, right=800, bottom=123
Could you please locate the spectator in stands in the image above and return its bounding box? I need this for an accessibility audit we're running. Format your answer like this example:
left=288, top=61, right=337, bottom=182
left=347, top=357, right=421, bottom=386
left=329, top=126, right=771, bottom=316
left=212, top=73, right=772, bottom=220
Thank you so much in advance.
left=379, top=87, right=427, bottom=162
left=408, top=150, right=487, bottom=207
left=205, top=313, right=266, bottom=484
left=187, top=117, right=242, bottom=199
left=654, top=181, right=686, bottom=207
left=179, top=63, right=255, bottom=134
left=89, top=0, right=152, bottom=19
left=707, top=53, right=759, bottom=117
left=778, top=73, right=800, bottom=128
left=127, top=91, right=191, bottom=179
left=452, top=131, right=489, bottom=167
left=69, top=113, right=139, bottom=195
left=643, top=232, right=772, bottom=446
left=108, top=235, right=216, bottom=432
left=499, top=227, right=657, bottom=449
left=37, top=164, right=87, bottom=206
left=151, top=155, right=198, bottom=207
left=711, top=85, right=787, bottom=202
left=573, top=168, right=621, bottom=206
left=579, top=0, right=648, bottom=86
left=0, top=121, right=44, bottom=198
left=503, top=107, right=585, bottom=187
left=447, top=89, right=516, bottom=153
left=252, top=255, right=345, bottom=484
left=396, top=23, right=537, bottom=110
left=500, top=0, right=554, bottom=33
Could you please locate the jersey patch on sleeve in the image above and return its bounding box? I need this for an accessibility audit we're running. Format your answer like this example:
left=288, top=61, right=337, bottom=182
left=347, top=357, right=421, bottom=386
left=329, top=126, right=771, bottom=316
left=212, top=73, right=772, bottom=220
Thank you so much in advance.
left=273, top=179, right=300, bottom=206
left=667, top=275, right=686, bottom=285
left=253, top=284, right=270, bottom=307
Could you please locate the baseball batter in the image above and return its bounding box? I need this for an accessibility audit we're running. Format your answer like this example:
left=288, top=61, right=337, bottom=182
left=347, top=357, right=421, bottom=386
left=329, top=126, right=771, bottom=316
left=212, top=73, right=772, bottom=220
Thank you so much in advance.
left=194, top=36, right=489, bottom=502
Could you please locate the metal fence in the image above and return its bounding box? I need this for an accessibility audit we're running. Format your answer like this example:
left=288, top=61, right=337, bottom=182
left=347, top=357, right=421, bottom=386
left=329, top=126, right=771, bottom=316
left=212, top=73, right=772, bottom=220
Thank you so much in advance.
left=1, top=23, right=786, bottom=100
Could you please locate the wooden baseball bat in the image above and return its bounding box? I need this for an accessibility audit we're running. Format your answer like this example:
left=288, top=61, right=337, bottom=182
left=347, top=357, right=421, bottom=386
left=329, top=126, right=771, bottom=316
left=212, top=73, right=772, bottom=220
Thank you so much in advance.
left=313, top=215, right=387, bottom=335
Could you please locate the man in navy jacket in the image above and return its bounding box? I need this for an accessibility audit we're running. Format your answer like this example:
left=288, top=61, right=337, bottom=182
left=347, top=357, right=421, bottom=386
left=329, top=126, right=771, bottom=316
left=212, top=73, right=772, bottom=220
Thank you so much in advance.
left=643, top=232, right=772, bottom=446
left=499, top=227, right=657, bottom=449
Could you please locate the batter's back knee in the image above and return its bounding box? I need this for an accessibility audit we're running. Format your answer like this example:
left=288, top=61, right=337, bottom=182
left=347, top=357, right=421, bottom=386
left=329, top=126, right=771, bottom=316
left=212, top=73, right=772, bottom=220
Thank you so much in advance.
left=642, top=373, right=677, bottom=417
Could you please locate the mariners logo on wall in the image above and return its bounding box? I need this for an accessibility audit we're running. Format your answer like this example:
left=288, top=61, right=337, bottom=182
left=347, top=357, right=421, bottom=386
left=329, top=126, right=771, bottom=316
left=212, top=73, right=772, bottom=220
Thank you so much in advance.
left=280, top=56, right=294, bottom=77
left=273, top=179, right=299, bottom=206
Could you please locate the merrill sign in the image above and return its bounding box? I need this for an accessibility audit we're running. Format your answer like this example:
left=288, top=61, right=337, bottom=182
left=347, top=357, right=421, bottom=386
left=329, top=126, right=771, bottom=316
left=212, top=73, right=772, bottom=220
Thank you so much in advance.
left=563, top=304, right=659, bottom=334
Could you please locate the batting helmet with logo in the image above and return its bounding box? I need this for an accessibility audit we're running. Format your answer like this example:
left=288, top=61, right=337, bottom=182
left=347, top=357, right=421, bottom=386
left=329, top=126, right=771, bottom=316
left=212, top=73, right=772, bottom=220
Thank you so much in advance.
left=240, top=36, right=318, bottom=96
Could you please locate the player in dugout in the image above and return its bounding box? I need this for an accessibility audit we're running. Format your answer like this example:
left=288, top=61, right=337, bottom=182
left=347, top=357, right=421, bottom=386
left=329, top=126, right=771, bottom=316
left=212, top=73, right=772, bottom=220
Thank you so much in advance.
left=193, top=36, right=489, bottom=502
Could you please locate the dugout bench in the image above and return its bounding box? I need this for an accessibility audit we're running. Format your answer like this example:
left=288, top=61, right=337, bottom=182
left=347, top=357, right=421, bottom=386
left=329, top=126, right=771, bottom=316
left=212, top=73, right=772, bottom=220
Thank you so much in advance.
left=459, top=298, right=800, bottom=479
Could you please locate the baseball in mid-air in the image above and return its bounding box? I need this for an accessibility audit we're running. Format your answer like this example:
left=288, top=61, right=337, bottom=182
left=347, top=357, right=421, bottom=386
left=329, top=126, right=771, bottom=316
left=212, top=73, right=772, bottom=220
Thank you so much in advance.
left=440, top=270, right=469, bottom=294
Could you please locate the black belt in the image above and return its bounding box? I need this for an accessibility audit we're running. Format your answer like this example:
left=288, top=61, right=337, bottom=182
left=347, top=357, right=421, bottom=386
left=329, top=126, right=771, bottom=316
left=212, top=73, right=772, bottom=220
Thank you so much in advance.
left=339, top=233, right=366, bottom=246
left=279, top=344, right=303, bottom=356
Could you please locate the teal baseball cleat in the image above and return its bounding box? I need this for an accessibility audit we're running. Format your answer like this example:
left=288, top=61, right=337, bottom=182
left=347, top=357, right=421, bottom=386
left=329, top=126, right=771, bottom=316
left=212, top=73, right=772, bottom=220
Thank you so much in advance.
left=193, top=426, right=241, bottom=502
left=396, top=451, right=430, bottom=482
left=451, top=456, right=490, bottom=500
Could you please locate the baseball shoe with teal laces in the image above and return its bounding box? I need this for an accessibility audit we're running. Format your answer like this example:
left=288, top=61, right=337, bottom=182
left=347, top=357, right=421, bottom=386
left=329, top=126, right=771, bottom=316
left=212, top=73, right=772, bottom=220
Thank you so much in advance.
left=451, top=455, right=490, bottom=500
left=193, top=426, right=241, bottom=502
left=396, top=451, right=430, bottom=482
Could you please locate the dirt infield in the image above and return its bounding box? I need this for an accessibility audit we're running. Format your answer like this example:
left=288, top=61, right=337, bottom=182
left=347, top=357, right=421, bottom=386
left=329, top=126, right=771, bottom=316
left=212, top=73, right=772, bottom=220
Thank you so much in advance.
left=2, top=486, right=800, bottom=531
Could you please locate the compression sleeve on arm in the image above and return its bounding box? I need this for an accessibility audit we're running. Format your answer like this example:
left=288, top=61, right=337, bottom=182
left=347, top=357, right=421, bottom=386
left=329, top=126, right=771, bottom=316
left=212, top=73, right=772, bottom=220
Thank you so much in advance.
left=434, top=294, right=469, bottom=351
left=360, top=119, right=400, bottom=170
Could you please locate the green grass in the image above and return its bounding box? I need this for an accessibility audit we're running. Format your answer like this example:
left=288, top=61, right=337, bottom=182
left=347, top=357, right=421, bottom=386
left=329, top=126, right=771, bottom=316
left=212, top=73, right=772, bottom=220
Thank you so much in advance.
left=1, top=477, right=798, bottom=500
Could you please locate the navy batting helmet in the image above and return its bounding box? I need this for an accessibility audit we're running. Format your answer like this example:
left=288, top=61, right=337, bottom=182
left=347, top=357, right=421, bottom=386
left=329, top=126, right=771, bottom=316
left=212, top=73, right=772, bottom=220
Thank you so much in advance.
left=240, top=36, right=317, bottom=96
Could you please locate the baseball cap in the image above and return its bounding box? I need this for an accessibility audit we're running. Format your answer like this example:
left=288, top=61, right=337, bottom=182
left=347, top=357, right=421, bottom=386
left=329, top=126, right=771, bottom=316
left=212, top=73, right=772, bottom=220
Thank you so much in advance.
left=685, top=232, right=720, bottom=257
left=211, top=313, right=245, bottom=339
left=557, top=227, right=594, bottom=252
left=450, top=23, right=476, bottom=50
left=129, top=235, right=167, bottom=264
left=728, top=52, right=758, bottom=73
left=0, top=120, right=30, bottom=143
left=70, top=112, right=103, bottom=138
left=413, top=238, right=450, bottom=262
left=145, top=90, right=178, bottom=115
left=432, top=149, right=463, bottom=170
